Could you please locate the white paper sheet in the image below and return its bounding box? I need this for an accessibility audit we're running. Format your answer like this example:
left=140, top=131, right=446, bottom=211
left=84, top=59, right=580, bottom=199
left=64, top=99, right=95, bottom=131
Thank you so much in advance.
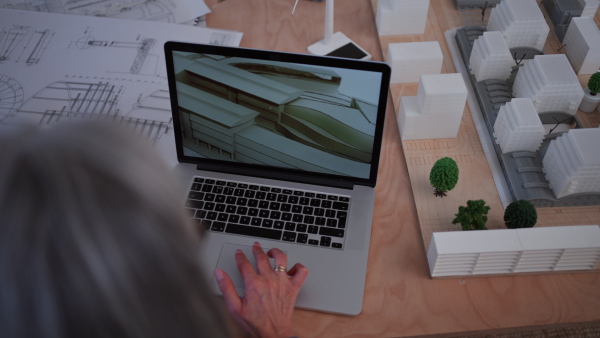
left=0, top=0, right=210, bottom=24
left=0, top=9, right=243, bottom=167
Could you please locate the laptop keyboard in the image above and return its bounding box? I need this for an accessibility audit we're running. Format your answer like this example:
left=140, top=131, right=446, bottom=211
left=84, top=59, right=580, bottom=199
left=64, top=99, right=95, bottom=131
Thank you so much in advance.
left=185, top=177, right=348, bottom=249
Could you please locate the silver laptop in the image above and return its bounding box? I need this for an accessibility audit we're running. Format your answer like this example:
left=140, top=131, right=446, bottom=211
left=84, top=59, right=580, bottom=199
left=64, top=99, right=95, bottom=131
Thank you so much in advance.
left=164, top=41, right=390, bottom=315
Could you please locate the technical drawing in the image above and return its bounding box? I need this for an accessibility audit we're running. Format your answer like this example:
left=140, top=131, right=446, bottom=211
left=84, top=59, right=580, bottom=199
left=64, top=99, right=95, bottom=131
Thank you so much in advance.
left=0, top=75, right=24, bottom=122
left=9, top=79, right=171, bottom=145
left=73, top=34, right=157, bottom=75
left=0, top=0, right=199, bottom=23
left=0, top=25, right=54, bottom=65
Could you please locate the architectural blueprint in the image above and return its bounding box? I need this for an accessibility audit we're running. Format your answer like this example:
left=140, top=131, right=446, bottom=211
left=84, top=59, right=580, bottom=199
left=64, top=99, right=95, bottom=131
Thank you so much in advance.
left=0, top=0, right=210, bottom=24
left=0, top=9, right=242, bottom=166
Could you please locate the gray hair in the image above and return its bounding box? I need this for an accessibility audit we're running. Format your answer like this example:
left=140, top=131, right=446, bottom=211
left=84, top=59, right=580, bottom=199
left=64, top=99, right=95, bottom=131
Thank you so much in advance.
left=0, top=121, right=230, bottom=338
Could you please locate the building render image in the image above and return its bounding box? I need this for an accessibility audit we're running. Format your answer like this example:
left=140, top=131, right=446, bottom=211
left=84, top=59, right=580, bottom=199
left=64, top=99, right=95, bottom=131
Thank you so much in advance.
left=173, top=52, right=377, bottom=178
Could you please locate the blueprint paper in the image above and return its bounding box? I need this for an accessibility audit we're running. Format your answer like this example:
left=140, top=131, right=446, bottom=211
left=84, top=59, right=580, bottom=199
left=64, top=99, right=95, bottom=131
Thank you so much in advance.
left=0, top=0, right=210, bottom=24
left=0, top=9, right=243, bottom=167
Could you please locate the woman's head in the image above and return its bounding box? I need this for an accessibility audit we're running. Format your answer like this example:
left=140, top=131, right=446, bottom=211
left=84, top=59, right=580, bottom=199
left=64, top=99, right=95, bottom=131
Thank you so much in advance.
left=0, top=121, right=229, bottom=338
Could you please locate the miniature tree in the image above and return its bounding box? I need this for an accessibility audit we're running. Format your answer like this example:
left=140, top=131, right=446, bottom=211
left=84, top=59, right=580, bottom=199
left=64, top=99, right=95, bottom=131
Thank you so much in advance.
left=429, top=157, right=459, bottom=197
left=452, top=199, right=490, bottom=231
left=504, top=199, right=537, bottom=229
left=588, top=72, right=600, bottom=96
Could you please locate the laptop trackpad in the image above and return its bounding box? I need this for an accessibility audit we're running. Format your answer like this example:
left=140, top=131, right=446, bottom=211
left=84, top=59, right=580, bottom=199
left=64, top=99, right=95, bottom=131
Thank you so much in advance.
left=212, top=243, right=286, bottom=289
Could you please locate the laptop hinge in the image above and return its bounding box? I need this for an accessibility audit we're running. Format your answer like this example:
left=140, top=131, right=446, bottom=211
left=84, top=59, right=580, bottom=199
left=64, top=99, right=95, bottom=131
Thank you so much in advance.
left=196, top=164, right=355, bottom=190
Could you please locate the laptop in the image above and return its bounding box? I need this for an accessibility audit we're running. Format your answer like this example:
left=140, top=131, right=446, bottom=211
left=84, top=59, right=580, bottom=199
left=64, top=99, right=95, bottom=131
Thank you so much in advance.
left=164, top=41, right=390, bottom=315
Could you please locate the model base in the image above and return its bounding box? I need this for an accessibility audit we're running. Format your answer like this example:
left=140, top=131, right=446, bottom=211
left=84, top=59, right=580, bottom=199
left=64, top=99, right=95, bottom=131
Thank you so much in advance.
left=307, top=32, right=372, bottom=60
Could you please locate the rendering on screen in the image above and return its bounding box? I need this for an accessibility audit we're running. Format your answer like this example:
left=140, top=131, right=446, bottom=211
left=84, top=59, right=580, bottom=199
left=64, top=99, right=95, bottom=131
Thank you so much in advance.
left=172, top=51, right=383, bottom=179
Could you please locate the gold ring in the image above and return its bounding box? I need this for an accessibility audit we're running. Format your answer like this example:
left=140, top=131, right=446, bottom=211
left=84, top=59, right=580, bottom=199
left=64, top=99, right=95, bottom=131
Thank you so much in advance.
left=274, top=265, right=287, bottom=272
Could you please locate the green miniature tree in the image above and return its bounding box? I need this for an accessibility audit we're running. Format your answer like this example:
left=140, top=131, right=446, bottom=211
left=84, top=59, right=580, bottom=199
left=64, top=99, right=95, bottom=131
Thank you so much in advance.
left=429, top=157, right=459, bottom=197
left=504, top=199, right=537, bottom=229
left=452, top=199, right=490, bottom=231
left=588, top=72, right=600, bottom=96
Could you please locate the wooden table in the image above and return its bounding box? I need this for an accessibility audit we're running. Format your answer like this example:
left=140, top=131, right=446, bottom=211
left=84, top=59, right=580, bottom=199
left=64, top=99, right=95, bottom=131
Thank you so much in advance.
left=204, top=0, right=600, bottom=336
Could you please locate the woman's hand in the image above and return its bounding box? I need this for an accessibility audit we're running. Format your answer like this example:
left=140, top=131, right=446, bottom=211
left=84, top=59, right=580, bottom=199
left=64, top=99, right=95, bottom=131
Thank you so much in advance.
left=214, top=242, right=308, bottom=338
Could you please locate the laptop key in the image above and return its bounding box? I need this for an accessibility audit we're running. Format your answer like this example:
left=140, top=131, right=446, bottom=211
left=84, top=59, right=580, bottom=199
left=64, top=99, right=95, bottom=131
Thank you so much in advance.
left=332, top=201, right=349, bottom=210
left=282, top=231, right=296, bottom=242
left=217, top=213, right=229, bottom=222
left=206, top=212, right=217, bottom=220
left=228, top=214, right=240, bottom=223
left=308, top=239, right=319, bottom=245
left=188, top=191, right=204, bottom=200
left=215, top=204, right=226, bottom=212
left=273, top=221, right=284, bottom=229
left=247, top=199, right=258, bottom=207
left=332, top=243, right=343, bottom=249
left=240, top=216, right=251, bottom=225
left=226, top=205, right=236, bottom=213
left=284, top=222, right=296, bottom=231
left=317, top=193, right=327, bottom=199
left=191, top=183, right=202, bottom=191
left=262, top=219, right=273, bottom=228
left=308, top=225, right=318, bottom=234
left=195, top=210, right=207, bottom=219
left=259, top=210, right=269, bottom=218
left=319, top=227, right=344, bottom=238
left=185, top=199, right=204, bottom=209
left=204, top=194, right=215, bottom=202
left=226, top=223, right=282, bottom=240
left=297, top=233, right=308, bottom=244
left=251, top=218, right=262, bottom=226
left=248, top=208, right=259, bottom=217
left=237, top=207, right=248, bottom=215
left=210, top=222, right=225, bottom=232
left=337, top=211, right=347, bottom=228
left=296, top=224, right=307, bottom=233
left=320, top=236, right=332, bottom=247
left=193, top=178, right=204, bottom=183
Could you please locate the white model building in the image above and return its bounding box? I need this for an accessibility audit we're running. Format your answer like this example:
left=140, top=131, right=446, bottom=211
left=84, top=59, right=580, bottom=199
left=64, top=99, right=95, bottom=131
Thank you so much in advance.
left=579, top=0, right=600, bottom=17
left=563, top=17, right=600, bottom=75
left=387, top=41, right=443, bottom=84
left=486, top=0, right=549, bottom=51
left=397, top=73, right=468, bottom=140
left=493, top=98, right=545, bottom=153
left=376, top=0, right=430, bottom=36
left=512, top=54, right=584, bottom=115
left=469, top=31, right=514, bottom=82
left=543, top=128, right=600, bottom=199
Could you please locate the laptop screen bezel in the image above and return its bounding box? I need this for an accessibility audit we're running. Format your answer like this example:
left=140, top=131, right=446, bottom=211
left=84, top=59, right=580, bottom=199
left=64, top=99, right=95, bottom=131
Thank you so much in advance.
left=164, top=41, right=390, bottom=188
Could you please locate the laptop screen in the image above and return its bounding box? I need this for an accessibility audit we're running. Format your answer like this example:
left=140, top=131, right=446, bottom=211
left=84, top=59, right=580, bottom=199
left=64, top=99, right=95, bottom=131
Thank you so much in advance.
left=165, top=42, right=390, bottom=187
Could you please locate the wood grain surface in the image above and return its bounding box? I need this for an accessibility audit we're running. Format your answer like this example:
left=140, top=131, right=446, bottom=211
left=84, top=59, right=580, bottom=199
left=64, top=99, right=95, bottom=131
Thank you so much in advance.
left=204, top=0, right=600, bottom=336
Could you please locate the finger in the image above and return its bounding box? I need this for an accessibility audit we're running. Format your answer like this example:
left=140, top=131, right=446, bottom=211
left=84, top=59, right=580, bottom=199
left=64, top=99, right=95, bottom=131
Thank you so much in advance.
left=251, top=242, right=272, bottom=274
left=214, top=269, right=242, bottom=314
left=234, top=249, right=257, bottom=282
left=267, top=247, right=288, bottom=274
left=287, top=263, right=309, bottom=287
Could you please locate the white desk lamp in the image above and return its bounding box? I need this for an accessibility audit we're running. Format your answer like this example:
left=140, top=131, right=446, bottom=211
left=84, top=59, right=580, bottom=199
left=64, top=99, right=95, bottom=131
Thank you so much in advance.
left=295, top=0, right=372, bottom=60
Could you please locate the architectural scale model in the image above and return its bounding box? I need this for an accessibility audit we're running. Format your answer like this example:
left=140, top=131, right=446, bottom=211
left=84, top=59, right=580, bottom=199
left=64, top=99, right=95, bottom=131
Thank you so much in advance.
left=563, top=17, right=600, bottom=75
left=455, top=0, right=501, bottom=10
left=376, top=0, right=430, bottom=36
left=386, top=41, right=443, bottom=84
left=543, top=128, right=600, bottom=199
left=543, top=0, right=600, bottom=41
left=468, top=31, right=513, bottom=82
left=512, top=54, right=584, bottom=115
left=397, top=73, right=468, bottom=140
left=454, top=8, right=600, bottom=207
left=486, top=0, right=549, bottom=51
left=493, top=98, right=546, bottom=154
left=427, top=225, right=600, bottom=277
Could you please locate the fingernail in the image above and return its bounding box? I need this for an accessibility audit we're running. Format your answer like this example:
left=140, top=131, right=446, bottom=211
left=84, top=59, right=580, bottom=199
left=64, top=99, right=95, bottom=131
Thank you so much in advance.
left=236, top=249, right=242, bottom=254
left=254, top=241, right=260, bottom=247
left=214, top=269, right=224, bottom=281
